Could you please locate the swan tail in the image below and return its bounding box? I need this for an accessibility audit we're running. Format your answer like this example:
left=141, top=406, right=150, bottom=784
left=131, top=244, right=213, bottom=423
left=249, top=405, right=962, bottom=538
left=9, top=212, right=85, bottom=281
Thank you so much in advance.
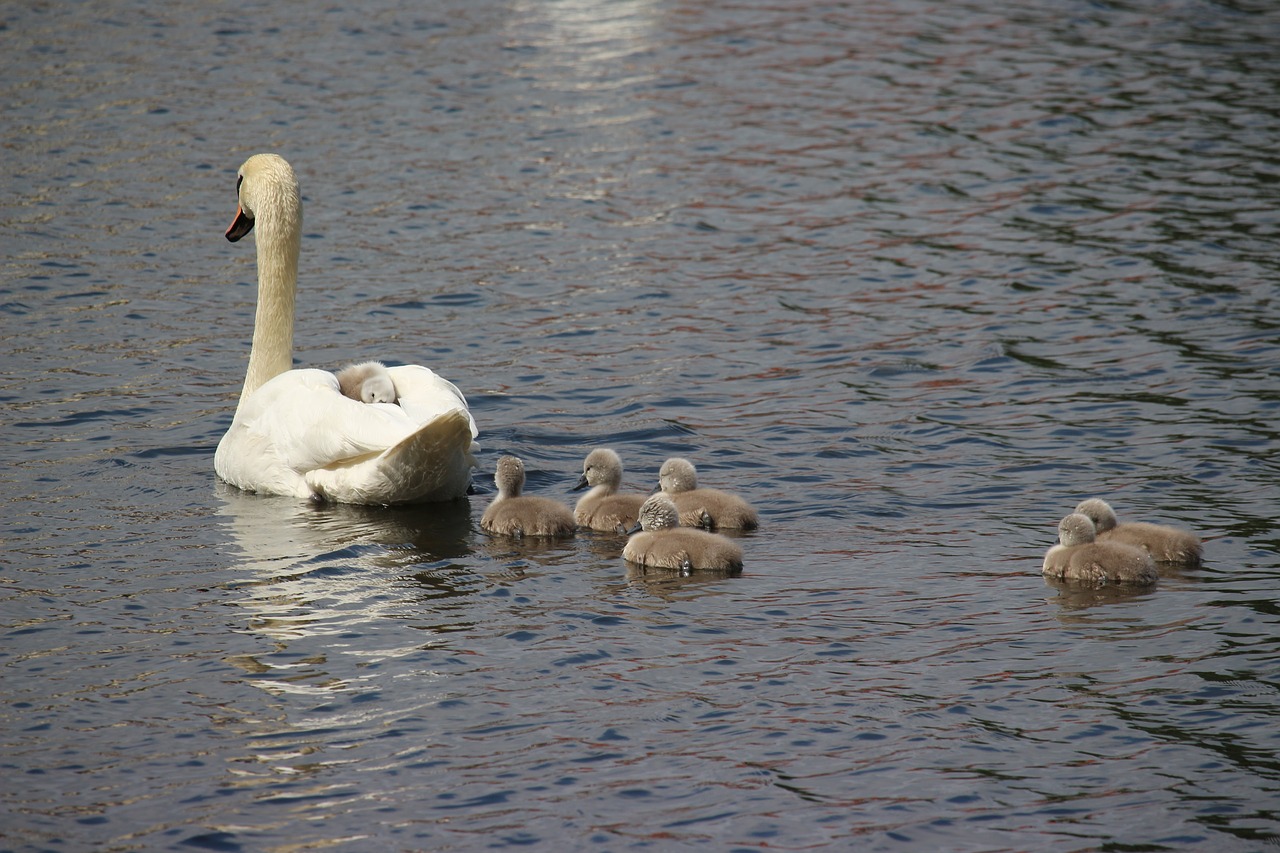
left=379, top=408, right=478, bottom=503
left=305, top=408, right=477, bottom=505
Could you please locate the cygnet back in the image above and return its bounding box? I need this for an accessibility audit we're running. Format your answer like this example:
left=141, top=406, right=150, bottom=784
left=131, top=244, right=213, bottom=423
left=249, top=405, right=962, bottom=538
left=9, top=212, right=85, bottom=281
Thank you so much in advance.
left=1074, top=498, right=1201, bottom=565
left=657, top=457, right=758, bottom=530
left=623, top=494, right=744, bottom=573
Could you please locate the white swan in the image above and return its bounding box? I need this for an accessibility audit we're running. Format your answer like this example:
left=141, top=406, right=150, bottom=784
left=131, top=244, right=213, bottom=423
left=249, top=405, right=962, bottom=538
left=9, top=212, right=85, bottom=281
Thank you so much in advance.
left=214, top=153, right=477, bottom=505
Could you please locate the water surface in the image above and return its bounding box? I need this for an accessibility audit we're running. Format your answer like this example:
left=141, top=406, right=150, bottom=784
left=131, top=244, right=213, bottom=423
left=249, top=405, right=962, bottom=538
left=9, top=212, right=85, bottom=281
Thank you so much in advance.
left=3, top=0, right=1280, bottom=850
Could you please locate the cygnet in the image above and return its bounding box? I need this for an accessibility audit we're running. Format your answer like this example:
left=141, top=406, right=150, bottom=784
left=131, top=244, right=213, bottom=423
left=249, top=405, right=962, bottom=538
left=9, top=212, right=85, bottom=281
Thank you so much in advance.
left=1043, top=512, right=1157, bottom=585
left=481, top=455, right=576, bottom=538
left=623, top=494, right=744, bottom=573
left=571, top=448, right=647, bottom=533
left=1074, top=498, right=1201, bottom=565
left=336, top=361, right=398, bottom=404
left=657, top=457, right=758, bottom=530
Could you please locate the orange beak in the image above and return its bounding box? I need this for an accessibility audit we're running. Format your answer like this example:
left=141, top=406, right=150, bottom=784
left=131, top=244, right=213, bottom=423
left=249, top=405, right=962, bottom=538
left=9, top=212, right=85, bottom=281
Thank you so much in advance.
left=225, top=206, right=254, bottom=242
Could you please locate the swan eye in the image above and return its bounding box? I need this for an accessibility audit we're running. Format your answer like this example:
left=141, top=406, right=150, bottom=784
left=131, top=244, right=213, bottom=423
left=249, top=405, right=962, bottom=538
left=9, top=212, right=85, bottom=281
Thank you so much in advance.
left=235, top=174, right=243, bottom=196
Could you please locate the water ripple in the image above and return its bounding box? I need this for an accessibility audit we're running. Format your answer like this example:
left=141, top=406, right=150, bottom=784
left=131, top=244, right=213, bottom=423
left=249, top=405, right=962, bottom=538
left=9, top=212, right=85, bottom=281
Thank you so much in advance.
left=2, top=0, right=1279, bottom=849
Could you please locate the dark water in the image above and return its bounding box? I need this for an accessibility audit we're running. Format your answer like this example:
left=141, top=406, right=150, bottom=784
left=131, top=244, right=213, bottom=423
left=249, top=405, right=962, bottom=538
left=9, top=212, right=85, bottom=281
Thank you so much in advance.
left=3, top=0, right=1280, bottom=849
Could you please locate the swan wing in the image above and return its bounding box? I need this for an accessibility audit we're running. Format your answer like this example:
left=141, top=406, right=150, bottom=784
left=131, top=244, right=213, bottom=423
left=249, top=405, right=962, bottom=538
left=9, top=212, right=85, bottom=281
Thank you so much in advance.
left=386, top=364, right=478, bottom=440
left=239, top=369, right=421, bottom=467
left=305, top=407, right=477, bottom=505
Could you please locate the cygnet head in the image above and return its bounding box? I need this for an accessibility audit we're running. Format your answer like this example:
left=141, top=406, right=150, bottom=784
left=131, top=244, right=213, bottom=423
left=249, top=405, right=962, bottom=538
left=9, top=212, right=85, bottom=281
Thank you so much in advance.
left=227, top=153, right=300, bottom=243
left=658, top=457, right=699, bottom=494
left=1074, top=498, right=1118, bottom=533
left=358, top=374, right=396, bottom=404
left=636, top=494, right=681, bottom=533
left=575, top=448, right=625, bottom=491
left=336, top=362, right=397, bottom=404
left=493, top=455, right=526, bottom=498
left=1058, top=513, right=1097, bottom=547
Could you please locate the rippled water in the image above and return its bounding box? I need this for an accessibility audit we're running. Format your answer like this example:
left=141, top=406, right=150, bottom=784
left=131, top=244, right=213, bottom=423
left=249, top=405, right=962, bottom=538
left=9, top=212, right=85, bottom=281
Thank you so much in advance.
left=3, top=0, right=1280, bottom=850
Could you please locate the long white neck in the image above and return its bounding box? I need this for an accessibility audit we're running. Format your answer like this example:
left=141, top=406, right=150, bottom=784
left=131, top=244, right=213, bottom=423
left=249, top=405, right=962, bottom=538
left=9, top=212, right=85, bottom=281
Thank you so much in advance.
left=239, top=195, right=301, bottom=406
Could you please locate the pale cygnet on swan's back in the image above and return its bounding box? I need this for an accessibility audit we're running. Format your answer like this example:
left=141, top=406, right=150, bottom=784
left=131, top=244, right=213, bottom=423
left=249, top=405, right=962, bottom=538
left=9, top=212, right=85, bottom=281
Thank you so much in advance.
left=336, top=361, right=398, bottom=404
left=1074, top=498, right=1201, bottom=565
left=1043, top=513, right=1157, bottom=585
left=656, top=457, right=758, bottom=530
left=623, top=494, right=744, bottom=573
left=481, top=455, right=576, bottom=538
left=571, top=448, right=646, bottom=533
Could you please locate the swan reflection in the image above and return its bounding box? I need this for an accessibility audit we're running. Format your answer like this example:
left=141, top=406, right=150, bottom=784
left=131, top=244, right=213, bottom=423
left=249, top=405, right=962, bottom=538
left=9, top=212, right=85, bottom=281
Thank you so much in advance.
left=215, top=483, right=476, bottom=642
left=217, top=482, right=474, bottom=560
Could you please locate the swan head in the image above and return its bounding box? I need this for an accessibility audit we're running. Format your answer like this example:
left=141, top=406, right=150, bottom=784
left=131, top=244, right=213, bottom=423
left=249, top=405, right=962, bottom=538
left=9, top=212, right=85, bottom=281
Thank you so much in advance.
left=226, top=153, right=301, bottom=243
left=633, top=494, right=681, bottom=533
left=657, top=457, right=698, bottom=493
left=494, top=455, right=526, bottom=498
left=573, top=448, right=625, bottom=491
left=1058, top=512, right=1097, bottom=547
left=1074, top=498, right=1118, bottom=533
